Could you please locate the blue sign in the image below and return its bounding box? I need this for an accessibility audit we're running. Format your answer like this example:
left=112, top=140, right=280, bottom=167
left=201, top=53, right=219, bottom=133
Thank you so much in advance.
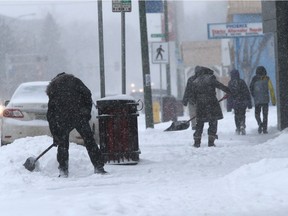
left=146, top=0, right=163, bottom=13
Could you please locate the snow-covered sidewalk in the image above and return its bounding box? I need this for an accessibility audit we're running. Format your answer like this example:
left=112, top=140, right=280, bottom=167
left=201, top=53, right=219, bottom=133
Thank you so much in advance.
left=0, top=106, right=288, bottom=216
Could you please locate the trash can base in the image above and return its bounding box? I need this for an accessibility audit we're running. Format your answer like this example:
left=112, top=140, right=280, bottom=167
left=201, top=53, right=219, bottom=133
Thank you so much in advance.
left=103, top=150, right=141, bottom=165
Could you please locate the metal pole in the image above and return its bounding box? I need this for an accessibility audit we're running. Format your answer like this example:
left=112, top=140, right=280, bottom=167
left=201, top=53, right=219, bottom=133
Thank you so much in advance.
left=160, top=64, right=163, bottom=122
left=121, top=10, right=126, bottom=94
left=164, top=0, right=171, bottom=96
left=138, top=0, right=154, bottom=128
left=97, top=0, right=105, bottom=98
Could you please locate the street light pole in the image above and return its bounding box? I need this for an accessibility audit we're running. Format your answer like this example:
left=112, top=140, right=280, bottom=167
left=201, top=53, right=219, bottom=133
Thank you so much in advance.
left=121, top=9, right=126, bottom=94
left=98, top=0, right=106, bottom=98
left=138, top=0, right=154, bottom=129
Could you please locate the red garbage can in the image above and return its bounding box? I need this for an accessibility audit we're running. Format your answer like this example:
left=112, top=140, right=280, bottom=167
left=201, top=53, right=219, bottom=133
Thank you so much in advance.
left=96, top=96, right=141, bottom=164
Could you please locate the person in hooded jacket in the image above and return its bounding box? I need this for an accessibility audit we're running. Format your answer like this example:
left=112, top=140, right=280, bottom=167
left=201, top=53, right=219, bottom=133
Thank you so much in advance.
left=46, top=72, right=107, bottom=177
left=249, top=66, right=276, bottom=134
left=227, top=69, right=252, bottom=135
left=191, top=66, right=231, bottom=147
left=182, top=66, right=202, bottom=130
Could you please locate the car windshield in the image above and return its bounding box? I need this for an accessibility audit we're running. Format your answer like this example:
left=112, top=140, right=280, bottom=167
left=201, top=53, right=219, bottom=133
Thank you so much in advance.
left=11, top=83, right=48, bottom=103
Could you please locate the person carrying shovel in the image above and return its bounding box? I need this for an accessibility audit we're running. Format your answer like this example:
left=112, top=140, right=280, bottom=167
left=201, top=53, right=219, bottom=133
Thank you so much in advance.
left=182, top=66, right=202, bottom=130
left=190, top=66, right=231, bottom=148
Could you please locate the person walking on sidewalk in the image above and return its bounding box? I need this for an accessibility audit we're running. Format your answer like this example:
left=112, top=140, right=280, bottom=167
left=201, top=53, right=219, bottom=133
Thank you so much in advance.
left=46, top=72, right=107, bottom=177
left=190, top=66, right=231, bottom=147
left=249, top=66, right=276, bottom=134
left=227, top=69, right=252, bottom=135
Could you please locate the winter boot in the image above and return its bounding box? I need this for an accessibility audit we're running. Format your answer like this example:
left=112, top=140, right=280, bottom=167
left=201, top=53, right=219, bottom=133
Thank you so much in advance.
left=58, top=167, right=69, bottom=178
left=240, top=126, right=246, bottom=135
left=208, top=135, right=217, bottom=147
left=58, top=159, right=69, bottom=178
left=193, top=137, right=201, bottom=148
left=258, top=123, right=263, bottom=134
left=262, top=123, right=268, bottom=134
left=94, top=164, right=108, bottom=175
left=57, top=147, right=69, bottom=177
left=235, top=128, right=240, bottom=135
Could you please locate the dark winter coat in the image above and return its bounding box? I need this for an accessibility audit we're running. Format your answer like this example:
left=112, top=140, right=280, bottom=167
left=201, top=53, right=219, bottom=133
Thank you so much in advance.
left=191, top=66, right=231, bottom=122
left=227, top=69, right=252, bottom=111
left=249, top=66, right=276, bottom=105
left=46, top=73, right=93, bottom=127
left=182, top=66, right=201, bottom=106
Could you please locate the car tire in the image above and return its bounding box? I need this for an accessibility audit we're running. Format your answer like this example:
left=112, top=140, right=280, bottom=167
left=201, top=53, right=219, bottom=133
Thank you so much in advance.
left=1, top=140, right=8, bottom=146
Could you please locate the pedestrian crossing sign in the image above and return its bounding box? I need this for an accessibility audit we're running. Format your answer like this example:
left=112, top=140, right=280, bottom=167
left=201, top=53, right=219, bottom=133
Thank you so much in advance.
left=151, top=42, right=169, bottom=64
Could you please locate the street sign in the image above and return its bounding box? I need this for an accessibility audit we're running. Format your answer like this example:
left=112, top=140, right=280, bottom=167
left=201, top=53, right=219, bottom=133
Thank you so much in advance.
left=151, top=33, right=166, bottom=38
left=151, top=42, right=169, bottom=64
left=208, top=22, right=263, bottom=39
left=146, top=0, right=163, bottom=13
left=112, top=0, right=132, bottom=12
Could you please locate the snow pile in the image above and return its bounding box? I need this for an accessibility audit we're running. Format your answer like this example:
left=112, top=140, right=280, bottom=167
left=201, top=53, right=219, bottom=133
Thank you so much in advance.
left=0, top=106, right=288, bottom=216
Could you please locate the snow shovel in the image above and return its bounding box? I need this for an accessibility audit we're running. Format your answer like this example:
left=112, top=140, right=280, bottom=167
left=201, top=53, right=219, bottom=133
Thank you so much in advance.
left=23, top=143, right=55, bottom=172
left=164, top=116, right=195, bottom=131
left=164, top=94, right=229, bottom=132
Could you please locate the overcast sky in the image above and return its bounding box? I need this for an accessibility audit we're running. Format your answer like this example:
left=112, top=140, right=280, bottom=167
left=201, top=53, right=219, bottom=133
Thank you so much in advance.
left=0, top=0, right=228, bottom=97
left=0, top=1, right=219, bottom=23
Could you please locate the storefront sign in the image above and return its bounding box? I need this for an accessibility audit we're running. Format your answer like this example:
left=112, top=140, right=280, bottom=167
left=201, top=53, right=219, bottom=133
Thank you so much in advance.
left=208, top=22, right=263, bottom=39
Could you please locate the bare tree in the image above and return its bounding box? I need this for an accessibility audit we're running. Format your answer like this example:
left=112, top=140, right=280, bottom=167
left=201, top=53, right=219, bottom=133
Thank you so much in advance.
left=0, top=17, right=16, bottom=99
left=236, top=34, right=273, bottom=85
left=39, top=13, right=68, bottom=80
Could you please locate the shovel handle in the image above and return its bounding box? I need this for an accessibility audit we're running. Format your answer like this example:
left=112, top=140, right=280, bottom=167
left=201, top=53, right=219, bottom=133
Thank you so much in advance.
left=35, top=143, right=56, bottom=161
left=186, top=116, right=196, bottom=123
left=218, top=94, right=229, bottom=103
left=186, top=94, right=229, bottom=123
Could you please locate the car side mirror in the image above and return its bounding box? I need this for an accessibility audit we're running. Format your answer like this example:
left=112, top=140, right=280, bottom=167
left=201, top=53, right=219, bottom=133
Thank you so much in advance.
left=4, top=100, right=10, bottom=106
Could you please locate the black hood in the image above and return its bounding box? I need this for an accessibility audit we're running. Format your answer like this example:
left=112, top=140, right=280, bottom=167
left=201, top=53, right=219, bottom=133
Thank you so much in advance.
left=195, top=66, right=214, bottom=76
left=230, top=69, right=240, bottom=79
left=256, top=66, right=267, bottom=76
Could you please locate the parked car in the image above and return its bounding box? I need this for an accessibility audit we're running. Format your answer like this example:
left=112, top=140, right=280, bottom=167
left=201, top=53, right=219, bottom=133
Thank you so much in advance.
left=1, top=81, right=99, bottom=146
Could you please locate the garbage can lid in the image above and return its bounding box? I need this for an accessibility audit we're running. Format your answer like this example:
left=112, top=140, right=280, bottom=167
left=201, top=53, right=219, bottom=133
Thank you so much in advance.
left=97, top=94, right=136, bottom=102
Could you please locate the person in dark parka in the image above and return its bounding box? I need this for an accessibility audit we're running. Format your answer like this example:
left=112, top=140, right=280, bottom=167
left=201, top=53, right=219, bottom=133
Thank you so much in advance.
left=46, top=72, right=106, bottom=177
left=227, top=69, right=252, bottom=135
left=249, top=66, right=276, bottom=134
left=191, top=66, right=231, bottom=147
left=182, top=66, right=202, bottom=130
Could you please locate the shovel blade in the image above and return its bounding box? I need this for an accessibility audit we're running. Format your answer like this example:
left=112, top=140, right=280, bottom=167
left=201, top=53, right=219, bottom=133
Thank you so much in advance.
left=164, top=121, right=190, bottom=131
left=23, top=157, right=38, bottom=172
